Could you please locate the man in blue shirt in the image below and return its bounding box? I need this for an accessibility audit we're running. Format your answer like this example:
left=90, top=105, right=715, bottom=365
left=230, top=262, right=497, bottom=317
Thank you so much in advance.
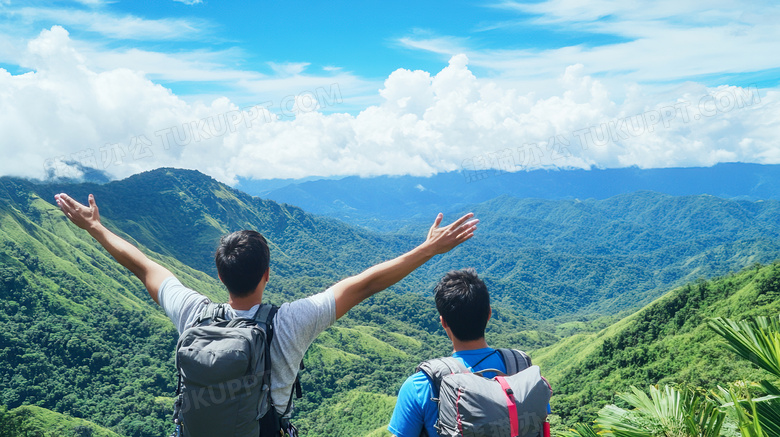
left=388, top=268, right=531, bottom=437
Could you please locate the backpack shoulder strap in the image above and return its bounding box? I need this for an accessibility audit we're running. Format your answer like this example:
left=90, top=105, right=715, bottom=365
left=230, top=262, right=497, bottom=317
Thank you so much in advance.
left=255, top=304, right=301, bottom=420
left=194, top=302, right=226, bottom=326
left=251, top=303, right=278, bottom=362
left=499, top=348, right=532, bottom=375
left=252, top=304, right=278, bottom=331
left=417, top=357, right=468, bottom=398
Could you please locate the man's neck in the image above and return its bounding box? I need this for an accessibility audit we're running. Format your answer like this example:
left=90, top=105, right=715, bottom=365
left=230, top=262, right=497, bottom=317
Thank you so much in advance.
left=451, top=337, right=489, bottom=353
left=228, top=293, right=263, bottom=311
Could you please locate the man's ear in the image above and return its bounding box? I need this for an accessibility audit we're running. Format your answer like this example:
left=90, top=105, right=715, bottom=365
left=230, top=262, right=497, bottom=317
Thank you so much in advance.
left=488, top=307, right=492, bottom=322
left=263, top=268, right=270, bottom=282
left=440, top=315, right=448, bottom=329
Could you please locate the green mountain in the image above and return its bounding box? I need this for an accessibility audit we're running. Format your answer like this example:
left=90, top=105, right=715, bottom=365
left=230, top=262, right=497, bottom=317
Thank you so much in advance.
left=2, top=167, right=780, bottom=436
left=535, top=261, right=780, bottom=427
left=23, top=168, right=780, bottom=319
left=33, top=168, right=410, bottom=280
left=459, top=192, right=780, bottom=317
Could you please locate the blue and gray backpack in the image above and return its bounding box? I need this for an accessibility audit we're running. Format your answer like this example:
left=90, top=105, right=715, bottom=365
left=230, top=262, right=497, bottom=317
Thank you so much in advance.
left=418, top=349, right=552, bottom=437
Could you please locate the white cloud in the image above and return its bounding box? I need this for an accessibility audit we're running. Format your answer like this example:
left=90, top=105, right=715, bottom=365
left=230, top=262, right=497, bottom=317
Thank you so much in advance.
left=268, top=62, right=310, bottom=77
left=87, top=47, right=263, bottom=82
left=1, top=27, right=778, bottom=185
left=7, top=6, right=208, bottom=41
left=73, top=0, right=113, bottom=5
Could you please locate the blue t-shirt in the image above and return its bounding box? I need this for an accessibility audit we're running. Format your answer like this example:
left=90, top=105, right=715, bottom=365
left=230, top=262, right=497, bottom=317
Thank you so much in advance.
left=388, top=348, right=508, bottom=437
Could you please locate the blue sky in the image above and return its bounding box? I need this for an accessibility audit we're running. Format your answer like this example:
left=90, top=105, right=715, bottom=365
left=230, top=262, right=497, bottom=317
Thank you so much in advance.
left=2, top=0, right=641, bottom=105
left=8, top=2, right=622, bottom=76
left=1, top=0, right=778, bottom=183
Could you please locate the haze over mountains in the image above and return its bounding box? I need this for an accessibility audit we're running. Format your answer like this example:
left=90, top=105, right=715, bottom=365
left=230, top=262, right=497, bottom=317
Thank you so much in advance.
left=238, top=163, right=780, bottom=228
left=2, top=164, right=780, bottom=436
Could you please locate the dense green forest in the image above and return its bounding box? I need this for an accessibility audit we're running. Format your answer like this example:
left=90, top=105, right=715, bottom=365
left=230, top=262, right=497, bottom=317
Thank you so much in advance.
left=2, top=168, right=780, bottom=436
left=416, top=192, right=780, bottom=317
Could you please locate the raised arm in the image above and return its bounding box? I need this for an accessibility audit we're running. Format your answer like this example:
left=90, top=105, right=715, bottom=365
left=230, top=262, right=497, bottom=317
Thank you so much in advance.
left=332, top=213, right=478, bottom=319
left=55, top=193, right=172, bottom=304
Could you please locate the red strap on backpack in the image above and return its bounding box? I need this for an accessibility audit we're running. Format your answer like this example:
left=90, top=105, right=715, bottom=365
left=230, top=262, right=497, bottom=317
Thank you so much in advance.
left=496, top=376, right=519, bottom=437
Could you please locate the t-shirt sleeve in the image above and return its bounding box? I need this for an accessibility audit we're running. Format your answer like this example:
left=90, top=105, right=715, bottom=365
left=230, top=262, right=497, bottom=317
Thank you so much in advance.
left=269, top=287, right=336, bottom=411
left=388, top=372, right=435, bottom=437
left=157, top=276, right=210, bottom=334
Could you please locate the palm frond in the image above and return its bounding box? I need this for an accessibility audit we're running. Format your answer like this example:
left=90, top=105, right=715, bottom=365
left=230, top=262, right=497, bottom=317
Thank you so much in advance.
left=716, top=385, right=766, bottom=437
left=594, top=385, right=724, bottom=437
left=709, top=316, right=780, bottom=378
left=710, top=315, right=780, bottom=436
left=595, top=403, right=653, bottom=437
left=754, top=381, right=780, bottom=437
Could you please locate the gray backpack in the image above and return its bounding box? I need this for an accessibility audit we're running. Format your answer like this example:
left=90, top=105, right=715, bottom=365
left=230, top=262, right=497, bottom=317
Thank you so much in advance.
left=172, top=303, right=292, bottom=437
left=418, top=349, right=552, bottom=437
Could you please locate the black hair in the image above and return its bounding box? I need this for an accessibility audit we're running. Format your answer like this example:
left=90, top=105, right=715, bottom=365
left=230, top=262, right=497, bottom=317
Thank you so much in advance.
left=434, top=268, right=490, bottom=342
left=214, top=230, right=270, bottom=297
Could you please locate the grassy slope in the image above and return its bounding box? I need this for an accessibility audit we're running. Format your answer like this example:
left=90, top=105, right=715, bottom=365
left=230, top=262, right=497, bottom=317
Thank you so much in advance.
left=1, top=405, right=122, bottom=437
left=296, top=390, right=396, bottom=437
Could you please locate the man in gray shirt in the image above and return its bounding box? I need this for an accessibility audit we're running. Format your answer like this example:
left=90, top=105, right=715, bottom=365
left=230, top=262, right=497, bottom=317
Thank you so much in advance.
left=55, top=192, right=478, bottom=430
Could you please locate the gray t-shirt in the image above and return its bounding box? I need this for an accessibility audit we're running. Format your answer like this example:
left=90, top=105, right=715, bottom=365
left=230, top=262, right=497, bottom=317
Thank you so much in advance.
left=158, top=276, right=336, bottom=415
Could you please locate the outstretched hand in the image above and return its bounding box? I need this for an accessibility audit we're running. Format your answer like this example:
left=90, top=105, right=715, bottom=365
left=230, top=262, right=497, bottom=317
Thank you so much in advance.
left=331, top=211, right=479, bottom=319
left=55, top=193, right=101, bottom=231
left=424, top=212, right=478, bottom=255
left=54, top=192, right=171, bottom=304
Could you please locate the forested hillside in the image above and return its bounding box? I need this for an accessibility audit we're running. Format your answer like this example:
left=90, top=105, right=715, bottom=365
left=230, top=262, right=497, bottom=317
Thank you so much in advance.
left=457, top=192, right=780, bottom=316
left=2, top=168, right=780, bottom=436
left=535, top=261, right=780, bottom=427
left=0, top=176, right=226, bottom=435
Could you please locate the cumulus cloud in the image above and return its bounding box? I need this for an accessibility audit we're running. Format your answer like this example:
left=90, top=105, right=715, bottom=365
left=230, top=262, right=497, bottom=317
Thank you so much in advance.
left=1, top=26, right=778, bottom=185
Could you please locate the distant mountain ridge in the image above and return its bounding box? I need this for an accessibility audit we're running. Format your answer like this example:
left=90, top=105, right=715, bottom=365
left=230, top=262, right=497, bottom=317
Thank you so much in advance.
left=237, top=163, right=780, bottom=228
